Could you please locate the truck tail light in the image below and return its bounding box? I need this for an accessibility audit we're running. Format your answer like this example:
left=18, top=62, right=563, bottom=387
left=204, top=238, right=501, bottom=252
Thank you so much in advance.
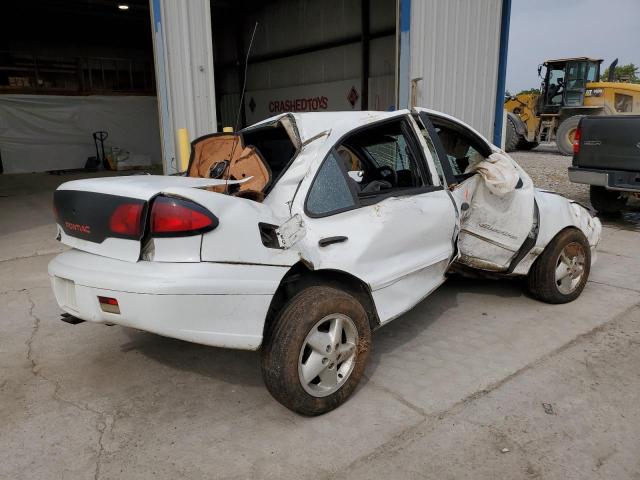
left=150, top=196, right=218, bottom=237
left=109, top=203, right=144, bottom=237
left=573, top=126, right=581, bottom=155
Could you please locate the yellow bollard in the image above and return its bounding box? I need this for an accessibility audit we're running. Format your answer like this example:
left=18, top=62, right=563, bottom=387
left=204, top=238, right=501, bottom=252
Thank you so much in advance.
left=177, top=128, right=190, bottom=173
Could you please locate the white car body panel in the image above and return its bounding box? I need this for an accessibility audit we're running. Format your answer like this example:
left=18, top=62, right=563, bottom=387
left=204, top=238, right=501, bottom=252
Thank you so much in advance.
left=511, top=190, right=601, bottom=275
left=294, top=192, right=456, bottom=323
left=49, top=249, right=289, bottom=349
left=48, top=109, right=602, bottom=350
left=57, top=230, right=142, bottom=263
left=164, top=186, right=300, bottom=266
left=371, top=258, right=449, bottom=323
left=145, top=234, right=203, bottom=263
left=56, top=175, right=239, bottom=199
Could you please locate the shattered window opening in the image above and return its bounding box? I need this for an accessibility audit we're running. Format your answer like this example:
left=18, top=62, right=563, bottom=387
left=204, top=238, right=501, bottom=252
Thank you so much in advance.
left=306, top=151, right=357, bottom=217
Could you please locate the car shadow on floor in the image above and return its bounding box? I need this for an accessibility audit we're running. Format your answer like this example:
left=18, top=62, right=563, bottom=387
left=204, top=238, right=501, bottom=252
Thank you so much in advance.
left=600, top=202, right=640, bottom=232
left=364, top=275, right=525, bottom=380
left=120, top=275, right=526, bottom=391
left=119, top=329, right=265, bottom=387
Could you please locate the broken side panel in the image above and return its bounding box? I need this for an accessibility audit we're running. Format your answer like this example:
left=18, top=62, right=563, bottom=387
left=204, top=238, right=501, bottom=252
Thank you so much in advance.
left=452, top=152, right=536, bottom=272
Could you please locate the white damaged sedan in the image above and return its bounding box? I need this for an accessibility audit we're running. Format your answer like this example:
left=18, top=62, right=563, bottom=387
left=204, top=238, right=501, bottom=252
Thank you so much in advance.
left=49, top=109, right=601, bottom=415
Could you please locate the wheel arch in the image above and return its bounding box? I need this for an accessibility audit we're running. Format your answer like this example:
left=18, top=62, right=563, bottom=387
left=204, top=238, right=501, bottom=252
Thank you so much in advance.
left=525, top=225, right=592, bottom=304
left=262, top=262, right=381, bottom=342
left=512, top=190, right=600, bottom=276
left=513, top=225, right=586, bottom=276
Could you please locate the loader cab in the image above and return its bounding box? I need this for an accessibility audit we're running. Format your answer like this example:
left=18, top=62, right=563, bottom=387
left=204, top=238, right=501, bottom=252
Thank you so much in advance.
left=538, top=58, right=602, bottom=114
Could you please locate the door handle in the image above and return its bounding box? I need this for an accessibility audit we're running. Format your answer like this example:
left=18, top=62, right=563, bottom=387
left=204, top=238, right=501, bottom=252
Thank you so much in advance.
left=318, top=236, right=348, bottom=247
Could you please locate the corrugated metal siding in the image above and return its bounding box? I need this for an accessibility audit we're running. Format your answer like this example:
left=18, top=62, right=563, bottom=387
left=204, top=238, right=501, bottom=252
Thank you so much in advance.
left=151, top=0, right=217, bottom=173
left=410, top=0, right=502, bottom=139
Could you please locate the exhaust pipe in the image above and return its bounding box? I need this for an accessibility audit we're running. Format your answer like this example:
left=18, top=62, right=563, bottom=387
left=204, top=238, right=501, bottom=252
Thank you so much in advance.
left=607, top=58, right=618, bottom=82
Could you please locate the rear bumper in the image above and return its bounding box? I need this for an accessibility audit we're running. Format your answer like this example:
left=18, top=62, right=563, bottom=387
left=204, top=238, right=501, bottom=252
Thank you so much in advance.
left=568, top=166, right=640, bottom=192
left=568, top=167, right=608, bottom=187
left=48, top=250, right=289, bottom=350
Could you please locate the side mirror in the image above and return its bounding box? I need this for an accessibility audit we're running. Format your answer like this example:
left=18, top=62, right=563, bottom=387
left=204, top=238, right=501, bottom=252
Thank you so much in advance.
left=537, top=65, right=543, bottom=78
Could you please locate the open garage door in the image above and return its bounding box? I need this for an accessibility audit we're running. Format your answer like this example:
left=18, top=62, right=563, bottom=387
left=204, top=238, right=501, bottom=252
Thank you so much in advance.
left=211, top=0, right=398, bottom=130
left=0, top=0, right=162, bottom=174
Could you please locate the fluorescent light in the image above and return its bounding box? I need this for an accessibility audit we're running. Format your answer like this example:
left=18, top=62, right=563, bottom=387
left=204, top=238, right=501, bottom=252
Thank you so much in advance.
left=118, top=4, right=129, bottom=10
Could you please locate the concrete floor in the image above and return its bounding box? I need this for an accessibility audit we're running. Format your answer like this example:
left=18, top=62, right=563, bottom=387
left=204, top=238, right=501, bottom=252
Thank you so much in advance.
left=1, top=162, right=639, bottom=479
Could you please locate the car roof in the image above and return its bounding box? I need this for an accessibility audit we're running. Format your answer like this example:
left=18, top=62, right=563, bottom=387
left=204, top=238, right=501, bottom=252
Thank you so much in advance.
left=247, top=110, right=410, bottom=144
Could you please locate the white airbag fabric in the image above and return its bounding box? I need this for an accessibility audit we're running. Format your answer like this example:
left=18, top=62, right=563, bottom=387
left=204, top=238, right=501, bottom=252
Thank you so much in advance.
left=454, top=151, right=535, bottom=271
left=466, top=151, right=520, bottom=196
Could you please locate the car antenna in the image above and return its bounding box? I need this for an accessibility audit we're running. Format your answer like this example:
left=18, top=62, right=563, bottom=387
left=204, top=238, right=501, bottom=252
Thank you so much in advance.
left=223, top=21, right=258, bottom=194
left=235, top=22, right=258, bottom=132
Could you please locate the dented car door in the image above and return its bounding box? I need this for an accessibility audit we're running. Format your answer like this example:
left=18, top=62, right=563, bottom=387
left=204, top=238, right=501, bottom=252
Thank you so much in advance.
left=296, top=114, right=458, bottom=324
left=415, top=109, right=536, bottom=272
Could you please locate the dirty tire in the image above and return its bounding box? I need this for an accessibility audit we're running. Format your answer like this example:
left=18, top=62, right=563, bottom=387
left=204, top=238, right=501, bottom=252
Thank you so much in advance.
left=589, top=185, right=627, bottom=215
left=261, top=286, right=371, bottom=416
left=556, top=116, right=582, bottom=156
left=505, top=116, right=522, bottom=152
left=527, top=228, right=591, bottom=304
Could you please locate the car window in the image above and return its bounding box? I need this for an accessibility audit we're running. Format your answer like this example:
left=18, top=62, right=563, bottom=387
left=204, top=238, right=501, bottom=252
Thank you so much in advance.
left=415, top=113, right=493, bottom=185
left=306, top=151, right=357, bottom=216
left=305, top=118, right=434, bottom=217
left=436, top=126, right=482, bottom=175
left=363, top=134, right=416, bottom=174
left=338, top=119, right=429, bottom=197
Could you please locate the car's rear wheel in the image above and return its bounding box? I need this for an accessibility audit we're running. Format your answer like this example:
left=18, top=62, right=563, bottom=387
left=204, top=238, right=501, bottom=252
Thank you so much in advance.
left=589, top=185, right=627, bottom=215
left=526, top=228, right=591, bottom=304
left=261, top=286, right=371, bottom=415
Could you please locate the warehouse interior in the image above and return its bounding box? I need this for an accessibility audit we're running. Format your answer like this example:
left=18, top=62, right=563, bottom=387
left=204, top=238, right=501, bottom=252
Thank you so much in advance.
left=1, top=0, right=397, bottom=173
left=1, top=0, right=155, bottom=95
left=211, top=0, right=396, bottom=127
left=0, top=0, right=161, bottom=174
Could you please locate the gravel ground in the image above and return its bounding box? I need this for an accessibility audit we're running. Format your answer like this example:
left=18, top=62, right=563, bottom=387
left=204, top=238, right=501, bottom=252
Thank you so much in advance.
left=510, top=144, right=640, bottom=230
left=510, top=145, right=589, bottom=203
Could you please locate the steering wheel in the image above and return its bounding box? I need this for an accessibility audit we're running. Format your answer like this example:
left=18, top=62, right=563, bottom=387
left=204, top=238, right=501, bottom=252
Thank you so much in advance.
left=376, top=165, right=397, bottom=187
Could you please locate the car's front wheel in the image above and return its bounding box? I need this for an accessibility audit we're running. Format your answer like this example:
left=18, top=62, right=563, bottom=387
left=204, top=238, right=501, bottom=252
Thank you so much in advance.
left=261, top=286, right=371, bottom=415
left=526, top=228, right=591, bottom=304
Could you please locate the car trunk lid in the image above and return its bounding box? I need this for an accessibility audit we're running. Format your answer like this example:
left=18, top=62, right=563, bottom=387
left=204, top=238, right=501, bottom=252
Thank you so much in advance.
left=53, top=175, right=240, bottom=262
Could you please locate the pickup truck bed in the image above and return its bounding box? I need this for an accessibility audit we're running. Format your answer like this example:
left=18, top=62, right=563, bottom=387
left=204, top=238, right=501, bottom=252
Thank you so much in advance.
left=568, top=115, right=640, bottom=213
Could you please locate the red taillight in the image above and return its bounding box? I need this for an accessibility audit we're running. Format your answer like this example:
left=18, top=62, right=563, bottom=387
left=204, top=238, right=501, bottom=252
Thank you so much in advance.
left=573, top=126, right=581, bottom=155
left=109, top=203, right=144, bottom=237
left=98, top=296, right=120, bottom=314
left=151, top=196, right=218, bottom=236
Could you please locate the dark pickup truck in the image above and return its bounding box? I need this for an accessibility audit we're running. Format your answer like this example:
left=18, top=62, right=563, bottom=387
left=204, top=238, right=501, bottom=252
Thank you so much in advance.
left=568, top=115, right=640, bottom=214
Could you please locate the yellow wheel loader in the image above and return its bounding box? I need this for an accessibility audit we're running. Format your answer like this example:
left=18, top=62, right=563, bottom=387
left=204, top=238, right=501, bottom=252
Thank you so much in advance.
left=504, top=58, right=640, bottom=155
